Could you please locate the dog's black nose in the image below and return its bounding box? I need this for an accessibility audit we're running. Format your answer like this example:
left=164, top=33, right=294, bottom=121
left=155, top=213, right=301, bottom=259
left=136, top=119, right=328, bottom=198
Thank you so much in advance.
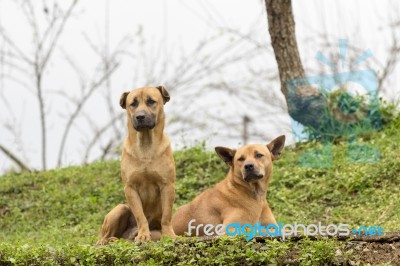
left=244, top=163, right=254, bottom=170
left=136, top=115, right=145, bottom=121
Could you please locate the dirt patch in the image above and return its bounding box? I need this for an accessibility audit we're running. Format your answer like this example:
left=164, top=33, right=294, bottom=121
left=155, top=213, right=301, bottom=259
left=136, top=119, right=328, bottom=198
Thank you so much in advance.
left=266, top=232, right=400, bottom=265
left=344, top=240, right=400, bottom=265
left=177, top=233, right=400, bottom=265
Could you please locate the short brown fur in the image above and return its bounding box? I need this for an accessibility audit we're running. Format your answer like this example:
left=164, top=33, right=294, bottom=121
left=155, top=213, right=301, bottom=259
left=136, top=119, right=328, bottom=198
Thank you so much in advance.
left=172, top=135, right=285, bottom=236
left=97, top=86, right=176, bottom=244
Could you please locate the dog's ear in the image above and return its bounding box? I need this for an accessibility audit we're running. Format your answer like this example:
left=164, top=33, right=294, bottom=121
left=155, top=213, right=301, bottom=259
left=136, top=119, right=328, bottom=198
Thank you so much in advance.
left=119, top=92, right=129, bottom=109
left=267, top=135, right=285, bottom=160
left=156, top=85, right=170, bottom=104
left=215, top=147, right=236, bottom=166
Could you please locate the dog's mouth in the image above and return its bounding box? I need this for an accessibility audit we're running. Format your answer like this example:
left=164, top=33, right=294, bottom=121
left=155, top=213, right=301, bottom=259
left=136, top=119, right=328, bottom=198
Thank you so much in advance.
left=243, top=172, right=264, bottom=182
left=131, top=116, right=156, bottom=131
left=133, top=123, right=156, bottom=131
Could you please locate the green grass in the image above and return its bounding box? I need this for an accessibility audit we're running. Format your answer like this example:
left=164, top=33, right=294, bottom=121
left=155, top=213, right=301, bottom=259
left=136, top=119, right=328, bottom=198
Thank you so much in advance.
left=0, top=237, right=342, bottom=265
left=0, top=111, right=399, bottom=265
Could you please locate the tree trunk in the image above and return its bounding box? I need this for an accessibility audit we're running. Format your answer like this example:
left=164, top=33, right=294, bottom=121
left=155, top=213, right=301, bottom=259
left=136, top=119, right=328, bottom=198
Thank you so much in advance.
left=265, top=0, right=326, bottom=129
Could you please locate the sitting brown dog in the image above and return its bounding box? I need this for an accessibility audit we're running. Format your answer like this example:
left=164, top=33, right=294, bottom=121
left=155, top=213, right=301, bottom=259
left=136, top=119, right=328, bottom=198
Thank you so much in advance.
left=172, top=135, right=285, bottom=236
left=97, top=86, right=176, bottom=245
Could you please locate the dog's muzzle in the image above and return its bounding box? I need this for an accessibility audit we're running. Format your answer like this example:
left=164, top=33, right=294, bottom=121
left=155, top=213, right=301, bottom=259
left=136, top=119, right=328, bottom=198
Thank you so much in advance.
left=132, top=113, right=156, bottom=131
left=243, top=163, right=263, bottom=182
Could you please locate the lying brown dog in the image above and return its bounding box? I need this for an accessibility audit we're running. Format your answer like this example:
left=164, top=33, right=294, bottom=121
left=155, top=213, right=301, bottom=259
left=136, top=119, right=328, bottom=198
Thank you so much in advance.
left=97, top=86, right=176, bottom=245
left=172, top=135, right=285, bottom=236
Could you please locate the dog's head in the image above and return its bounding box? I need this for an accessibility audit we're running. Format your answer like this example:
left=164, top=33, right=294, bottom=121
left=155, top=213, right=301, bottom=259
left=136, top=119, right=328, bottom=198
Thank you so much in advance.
left=119, top=86, right=170, bottom=131
left=215, top=135, right=285, bottom=183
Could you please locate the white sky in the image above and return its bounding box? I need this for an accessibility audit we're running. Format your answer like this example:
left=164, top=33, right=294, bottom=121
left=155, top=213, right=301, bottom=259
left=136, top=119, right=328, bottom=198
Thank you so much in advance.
left=0, top=0, right=399, bottom=173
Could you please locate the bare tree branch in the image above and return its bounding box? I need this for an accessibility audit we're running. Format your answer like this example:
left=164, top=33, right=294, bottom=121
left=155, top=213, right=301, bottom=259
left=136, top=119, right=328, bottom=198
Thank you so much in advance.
left=0, top=144, right=31, bottom=172
left=0, top=26, right=33, bottom=65
left=83, top=112, right=124, bottom=164
left=39, top=0, right=78, bottom=72
left=57, top=62, right=119, bottom=167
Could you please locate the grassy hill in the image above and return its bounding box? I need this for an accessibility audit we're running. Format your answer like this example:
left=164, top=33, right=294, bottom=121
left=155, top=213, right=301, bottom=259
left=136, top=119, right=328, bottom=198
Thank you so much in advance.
left=0, top=108, right=399, bottom=265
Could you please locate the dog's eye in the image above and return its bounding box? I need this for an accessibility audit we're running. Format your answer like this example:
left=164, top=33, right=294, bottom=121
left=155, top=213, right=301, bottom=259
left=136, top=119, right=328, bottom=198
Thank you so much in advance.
left=238, top=157, right=245, bottom=162
left=255, top=153, right=264, bottom=159
left=147, top=99, right=156, bottom=106
left=131, top=99, right=138, bottom=108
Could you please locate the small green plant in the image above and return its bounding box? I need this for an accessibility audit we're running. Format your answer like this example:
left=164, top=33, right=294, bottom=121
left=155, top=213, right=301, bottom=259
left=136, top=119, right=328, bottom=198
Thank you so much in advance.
left=379, top=97, right=400, bottom=128
left=298, top=238, right=343, bottom=266
left=302, top=88, right=382, bottom=142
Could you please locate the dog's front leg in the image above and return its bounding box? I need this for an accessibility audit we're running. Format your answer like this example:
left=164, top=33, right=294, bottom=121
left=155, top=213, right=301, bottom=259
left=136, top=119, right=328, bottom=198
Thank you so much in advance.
left=160, top=183, right=176, bottom=238
left=124, top=185, right=151, bottom=241
left=260, top=202, right=277, bottom=226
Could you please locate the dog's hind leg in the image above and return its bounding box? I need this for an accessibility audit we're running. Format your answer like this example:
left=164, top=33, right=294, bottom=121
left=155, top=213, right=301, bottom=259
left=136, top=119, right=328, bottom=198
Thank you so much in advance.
left=96, top=204, right=134, bottom=245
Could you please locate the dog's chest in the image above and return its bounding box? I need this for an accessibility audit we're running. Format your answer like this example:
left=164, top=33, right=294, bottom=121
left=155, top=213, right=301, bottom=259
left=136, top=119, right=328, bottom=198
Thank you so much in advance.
left=124, top=163, right=162, bottom=183
left=121, top=155, right=168, bottom=183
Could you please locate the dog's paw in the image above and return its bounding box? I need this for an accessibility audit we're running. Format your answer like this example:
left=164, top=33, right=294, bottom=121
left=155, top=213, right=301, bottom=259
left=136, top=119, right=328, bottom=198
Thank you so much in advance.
left=135, top=232, right=151, bottom=242
left=95, top=237, right=118, bottom=246
left=95, top=239, right=107, bottom=246
left=161, top=228, right=177, bottom=239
